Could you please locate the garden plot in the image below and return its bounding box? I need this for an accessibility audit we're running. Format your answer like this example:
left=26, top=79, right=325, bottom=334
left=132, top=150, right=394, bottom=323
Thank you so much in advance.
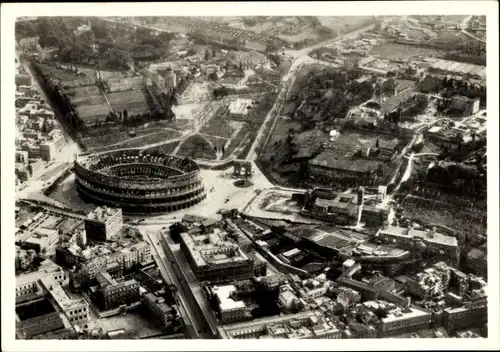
left=66, top=86, right=110, bottom=122
left=106, top=90, right=150, bottom=116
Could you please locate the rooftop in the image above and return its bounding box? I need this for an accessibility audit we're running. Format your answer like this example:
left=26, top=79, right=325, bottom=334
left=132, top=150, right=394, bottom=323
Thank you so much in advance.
left=219, top=310, right=340, bottom=339
left=429, top=59, right=486, bottom=80
left=378, top=225, right=458, bottom=248
left=143, top=292, right=173, bottom=314
left=379, top=88, right=417, bottom=115
left=16, top=260, right=62, bottom=287
left=39, top=274, right=86, bottom=311
left=87, top=206, right=121, bottom=222
left=382, top=307, right=429, bottom=323
left=211, top=285, right=246, bottom=311
left=180, top=230, right=251, bottom=268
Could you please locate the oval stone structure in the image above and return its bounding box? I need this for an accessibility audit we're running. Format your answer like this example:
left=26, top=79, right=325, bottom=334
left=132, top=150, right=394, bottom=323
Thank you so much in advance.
left=74, top=149, right=206, bottom=214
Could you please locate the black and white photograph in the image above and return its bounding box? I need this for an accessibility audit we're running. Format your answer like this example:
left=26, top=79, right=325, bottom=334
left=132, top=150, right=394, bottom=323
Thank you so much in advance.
left=1, top=2, right=498, bottom=351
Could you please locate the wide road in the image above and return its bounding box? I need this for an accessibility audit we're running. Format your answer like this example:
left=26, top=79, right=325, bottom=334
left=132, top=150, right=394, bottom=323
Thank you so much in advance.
left=459, top=15, right=486, bottom=43
left=144, top=231, right=213, bottom=339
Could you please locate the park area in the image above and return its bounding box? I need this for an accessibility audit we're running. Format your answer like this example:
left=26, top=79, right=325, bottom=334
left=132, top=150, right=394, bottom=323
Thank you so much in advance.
left=106, top=90, right=150, bottom=116
left=200, top=107, right=236, bottom=139
left=66, top=85, right=110, bottom=123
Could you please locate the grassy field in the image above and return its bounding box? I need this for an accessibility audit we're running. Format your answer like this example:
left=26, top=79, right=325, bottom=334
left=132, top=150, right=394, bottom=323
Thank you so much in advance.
left=82, top=127, right=175, bottom=149
left=66, top=85, right=110, bottom=122
left=203, top=135, right=227, bottom=151
left=277, top=27, right=321, bottom=43
left=106, top=90, right=150, bottom=116
left=146, top=141, right=180, bottom=154
left=369, top=42, right=447, bottom=60
left=317, top=16, right=372, bottom=32
left=177, top=134, right=217, bottom=160
left=36, top=64, right=82, bottom=81
left=66, top=85, right=102, bottom=101
left=428, top=31, right=475, bottom=48
left=86, top=130, right=182, bottom=152
left=115, top=130, right=182, bottom=148
left=75, top=104, right=112, bottom=123
left=99, top=70, right=128, bottom=80
left=200, top=108, right=235, bottom=138
left=402, top=203, right=486, bottom=236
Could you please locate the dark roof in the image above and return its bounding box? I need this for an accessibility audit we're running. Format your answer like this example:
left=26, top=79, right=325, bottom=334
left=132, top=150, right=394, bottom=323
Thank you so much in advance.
left=380, top=89, right=416, bottom=115
left=182, top=214, right=209, bottom=223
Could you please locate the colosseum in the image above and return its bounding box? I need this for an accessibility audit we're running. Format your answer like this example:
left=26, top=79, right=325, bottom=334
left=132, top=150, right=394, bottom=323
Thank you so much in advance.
left=73, top=149, right=206, bottom=214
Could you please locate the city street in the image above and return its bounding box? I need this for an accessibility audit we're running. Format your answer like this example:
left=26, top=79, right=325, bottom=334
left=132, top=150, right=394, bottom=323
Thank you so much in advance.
left=143, top=230, right=210, bottom=339
left=159, top=233, right=219, bottom=336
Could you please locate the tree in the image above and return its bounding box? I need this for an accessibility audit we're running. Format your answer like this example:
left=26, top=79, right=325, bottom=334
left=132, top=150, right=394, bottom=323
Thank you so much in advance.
left=208, top=71, right=218, bottom=81
left=213, top=86, right=229, bottom=99
left=204, top=49, right=212, bottom=61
